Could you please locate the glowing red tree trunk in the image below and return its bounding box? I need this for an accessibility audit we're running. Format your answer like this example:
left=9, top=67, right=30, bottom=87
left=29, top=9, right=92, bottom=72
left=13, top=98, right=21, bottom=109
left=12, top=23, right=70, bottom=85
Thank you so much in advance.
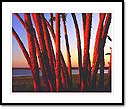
left=81, top=13, right=92, bottom=91
left=14, top=13, right=50, bottom=91
left=45, top=18, right=56, bottom=38
left=32, top=13, right=55, bottom=91
left=71, top=13, right=83, bottom=90
left=40, top=14, right=55, bottom=77
left=50, top=13, right=54, bottom=30
left=24, top=13, right=40, bottom=91
left=55, top=13, right=62, bottom=91
left=45, top=17, right=69, bottom=90
left=91, top=13, right=106, bottom=89
left=33, top=29, right=51, bottom=91
left=62, top=13, right=72, bottom=89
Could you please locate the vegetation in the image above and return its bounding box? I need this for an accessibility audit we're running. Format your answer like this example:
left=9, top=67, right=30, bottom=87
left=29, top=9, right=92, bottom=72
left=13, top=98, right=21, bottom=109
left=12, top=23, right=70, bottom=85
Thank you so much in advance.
left=12, top=13, right=112, bottom=92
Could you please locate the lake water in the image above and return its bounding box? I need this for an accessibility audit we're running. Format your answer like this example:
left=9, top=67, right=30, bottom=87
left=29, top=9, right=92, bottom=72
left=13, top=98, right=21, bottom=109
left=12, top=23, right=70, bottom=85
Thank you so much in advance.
left=12, top=69, right=108, bottom=77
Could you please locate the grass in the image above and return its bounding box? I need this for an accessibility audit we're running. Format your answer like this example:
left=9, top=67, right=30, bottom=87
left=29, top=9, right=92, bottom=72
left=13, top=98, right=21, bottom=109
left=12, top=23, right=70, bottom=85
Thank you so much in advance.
left=12, top=74, right=110, bottom=92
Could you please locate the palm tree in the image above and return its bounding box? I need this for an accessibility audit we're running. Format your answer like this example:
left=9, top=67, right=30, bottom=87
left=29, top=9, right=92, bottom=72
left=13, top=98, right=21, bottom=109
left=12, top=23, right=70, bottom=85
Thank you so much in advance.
left=82, top=13, right=92, bottom=91
left=71, top=13, right=83, bottom=90
left=24, top=13, right=41, bottom=91
left=61, top=13, right=72, bottom=89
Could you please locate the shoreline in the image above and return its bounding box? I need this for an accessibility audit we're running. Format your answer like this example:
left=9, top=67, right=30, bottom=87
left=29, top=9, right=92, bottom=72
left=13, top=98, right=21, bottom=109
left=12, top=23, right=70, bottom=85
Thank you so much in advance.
left=12, top=67, right=109, bottom=70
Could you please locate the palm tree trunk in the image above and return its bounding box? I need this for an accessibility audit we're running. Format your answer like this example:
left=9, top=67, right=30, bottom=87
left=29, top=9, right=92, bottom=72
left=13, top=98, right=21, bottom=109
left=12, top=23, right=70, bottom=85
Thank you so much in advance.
left=32, top=13, right=55, bottom=91
left=82, top=13, right=92, bottom=91
left=71, top=13, right=83, bottom=90
left=24, top=13, right=41, bottom=91
left=62, top=13, right=72, bottom=89
left=91, top=13, right=106, bottom=89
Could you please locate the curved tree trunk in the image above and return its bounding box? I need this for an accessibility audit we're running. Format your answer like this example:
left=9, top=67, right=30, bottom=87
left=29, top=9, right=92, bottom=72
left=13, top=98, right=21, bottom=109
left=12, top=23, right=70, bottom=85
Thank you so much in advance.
left=60, top=52, right=69, bottom=89
left=45, top=16, right=69, bottom=90
left=14, top=13, right=26, bottom=28
left=55, top=13, right=62, bottom=91
left=12, top=27, right=41, bottom=91
left=91, top=13, right=106, bottom=89
left=71, top=13, right=83, bottom=90
left=14, top=13, right=51, bottom=91
left=62, top=13, right=72, bottom=89
left=12, top=27, right=31, bottom=66
left=24, top=13, right=41, bottom=91
left=98, top=13, right=111, bottom=90
left=40, top=14, right=55, bottom=78
left=33, top=29, right=51, bottom=91
left=45, top=17, right=56, bottom=39
left=82, top=13, right=92, bottom=91
left=50, top=13, right=54, bottom=30
left=32, top=13, right=55, bottom=91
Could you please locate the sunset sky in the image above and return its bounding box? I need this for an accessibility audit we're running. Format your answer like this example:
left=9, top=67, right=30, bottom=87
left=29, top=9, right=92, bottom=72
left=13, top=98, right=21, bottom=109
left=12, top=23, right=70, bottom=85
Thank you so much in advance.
left=12, top=13, right=112, bottom=68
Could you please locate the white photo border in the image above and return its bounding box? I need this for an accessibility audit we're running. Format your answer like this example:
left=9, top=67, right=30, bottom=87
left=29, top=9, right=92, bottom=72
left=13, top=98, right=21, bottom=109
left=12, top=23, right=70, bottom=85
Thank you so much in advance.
left=2, top=2, right=124, bottom=104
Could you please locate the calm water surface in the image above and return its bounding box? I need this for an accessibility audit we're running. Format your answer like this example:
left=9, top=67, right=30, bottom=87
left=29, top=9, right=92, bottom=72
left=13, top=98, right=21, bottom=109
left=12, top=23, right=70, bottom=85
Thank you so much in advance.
left=12, top=69, right=108, bottom=77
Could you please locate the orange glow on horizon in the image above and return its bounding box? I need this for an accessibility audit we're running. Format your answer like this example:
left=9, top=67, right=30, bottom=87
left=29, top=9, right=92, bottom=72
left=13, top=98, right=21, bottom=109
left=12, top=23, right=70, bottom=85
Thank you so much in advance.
left=12, top=47, right=111, bottom=68
left=62, top=47, right=110, bottom=68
